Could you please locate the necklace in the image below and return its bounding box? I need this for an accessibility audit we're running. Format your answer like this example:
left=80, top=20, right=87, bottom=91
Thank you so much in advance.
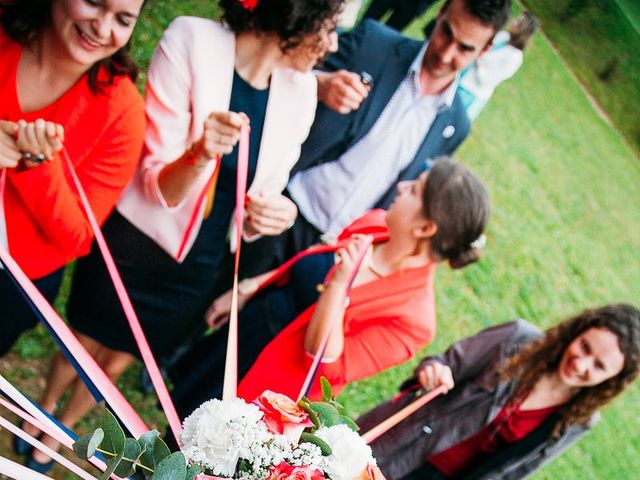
left=367, top=247, right=388, bottom=278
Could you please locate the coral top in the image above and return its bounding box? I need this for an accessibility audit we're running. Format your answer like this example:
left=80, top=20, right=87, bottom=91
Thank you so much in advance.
left=238, top=211, right=437, bottom=401
left=0, top=27, right=145, bottom=279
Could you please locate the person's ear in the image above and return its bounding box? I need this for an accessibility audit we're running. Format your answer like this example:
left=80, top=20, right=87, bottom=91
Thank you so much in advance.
left=414, top=219, right=437, bottom=240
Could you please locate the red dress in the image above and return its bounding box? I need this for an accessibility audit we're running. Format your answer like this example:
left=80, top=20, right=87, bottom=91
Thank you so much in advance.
left=0, top=27, right=145, bottom=279
left=238, top=210, right=437, bottom=401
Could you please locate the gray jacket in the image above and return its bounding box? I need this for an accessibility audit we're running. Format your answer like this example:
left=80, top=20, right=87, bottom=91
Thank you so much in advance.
left=357, top=320, right=598, bottom=480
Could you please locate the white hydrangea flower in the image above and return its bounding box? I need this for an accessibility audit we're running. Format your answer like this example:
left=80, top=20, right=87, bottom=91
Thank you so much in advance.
left=180, top=398, right=269, bottom=477
left=315, top=425, right=376, bottom=480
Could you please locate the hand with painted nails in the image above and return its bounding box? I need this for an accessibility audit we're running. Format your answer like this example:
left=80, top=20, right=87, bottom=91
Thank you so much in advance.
left=14, top=119, right=64, bottom=169
left=244, top=192, right=298, bottom=237
left=191, top=111, right=248, bottom=167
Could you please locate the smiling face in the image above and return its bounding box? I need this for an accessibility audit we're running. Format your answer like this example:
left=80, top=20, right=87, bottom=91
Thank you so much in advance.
left=282, top=20, right=339, bottom=72
left=422, top=0, right=496, bottom=80
left=49, top=0, right=144, bottom=69
left=558, top=327, right=625, bottom=389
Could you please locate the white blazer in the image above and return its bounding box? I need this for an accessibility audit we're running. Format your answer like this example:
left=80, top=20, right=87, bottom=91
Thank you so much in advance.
left=118, top=17, right=317, bottom=261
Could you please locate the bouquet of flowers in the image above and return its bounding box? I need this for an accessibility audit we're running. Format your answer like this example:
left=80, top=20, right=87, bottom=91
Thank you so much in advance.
left=182, top=379, right=379, bottom=480
left=73, top=379, right=381, bottom=480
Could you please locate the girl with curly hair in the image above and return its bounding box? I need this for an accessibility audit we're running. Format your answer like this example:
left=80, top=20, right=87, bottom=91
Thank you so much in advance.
left=357, top=304, right=640, bottom=479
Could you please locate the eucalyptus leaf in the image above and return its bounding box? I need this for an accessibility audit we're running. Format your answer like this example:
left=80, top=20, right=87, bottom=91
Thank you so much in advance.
left=320, top=377, right=333, bottom=401
left=113, top=437, right=142, bottom=477
left=99, top=452, right=124, bottom=480
left=185, top=465, right=201, bottom=480
left=73, top=428, right=104, bottom=460
left=138, top=430, right=161, bottom=470
left=300, top=432, right=332, bottom=456
left=151, top=452, right=187, bottom=480
left=101, top=410, right=126, bottom=455
left=310, top=402, right=340, bottom=427
left=152, top=436, right=172, bottom=466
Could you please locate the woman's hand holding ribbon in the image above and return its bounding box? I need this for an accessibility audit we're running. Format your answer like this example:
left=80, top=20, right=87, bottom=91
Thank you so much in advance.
left=15, top=119, right=64, bottom=168
left=191, top=111, right=248, bottom=167
left=244, top=192, right=298, bottom=237
left=417, top=362, right=455, bottom=394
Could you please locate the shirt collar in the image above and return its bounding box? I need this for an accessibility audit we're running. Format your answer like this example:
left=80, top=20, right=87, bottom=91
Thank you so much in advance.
left=407, top=42, right=459, bottom=110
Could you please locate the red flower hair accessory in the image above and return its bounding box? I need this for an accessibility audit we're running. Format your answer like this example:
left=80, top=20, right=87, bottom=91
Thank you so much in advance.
left=239, top=0, right=259, bottom=11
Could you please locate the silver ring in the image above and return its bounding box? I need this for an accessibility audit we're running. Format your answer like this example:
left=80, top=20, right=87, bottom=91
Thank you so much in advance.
left=35, top=153, right=47, bottom=163
left=21, top=152, right=34, bottom=161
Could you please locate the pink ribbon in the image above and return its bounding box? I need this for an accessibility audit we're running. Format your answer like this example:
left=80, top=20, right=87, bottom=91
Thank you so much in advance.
left=0, top=248, right=147, bottom=437
left=0, top=168, right=7, bottom=251
left=0, top=456, right=54, bottom=480
left=0, top=414, right=98, bottom=480
left=60, top=149, right=182, bottom=443
left=222, top=124, right=250, bottom=401
left=361, top=384, right=448, bottom=443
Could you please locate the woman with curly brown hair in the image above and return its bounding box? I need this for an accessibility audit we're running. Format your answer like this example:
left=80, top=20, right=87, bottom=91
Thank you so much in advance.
left=357, top=304, right=640, bottom=479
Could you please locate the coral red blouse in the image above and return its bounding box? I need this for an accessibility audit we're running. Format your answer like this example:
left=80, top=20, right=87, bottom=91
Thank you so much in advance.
left=0, top=27, right=144, bottom=279
left=238, top=211, right=437, bottom=401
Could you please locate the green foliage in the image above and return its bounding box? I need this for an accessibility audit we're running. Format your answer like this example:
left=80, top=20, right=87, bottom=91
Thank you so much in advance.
left=300, top=432, right=332, bottom=456
left=522, top=0, right=640, bottom=153
left=72, top=411, right=198, bottom=479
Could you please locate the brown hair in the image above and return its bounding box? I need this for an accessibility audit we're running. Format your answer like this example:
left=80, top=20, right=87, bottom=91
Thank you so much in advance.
left=220, top=0, right=343, bottom=52
left=422, top=159, right=491, bottom=269
left=441, top=0, right=511, bottom=33
left=0, top=0, right=143, bottom=94
left=507, top=11, right=538, bottom=51
left=502, top=304, right=640, bottom=437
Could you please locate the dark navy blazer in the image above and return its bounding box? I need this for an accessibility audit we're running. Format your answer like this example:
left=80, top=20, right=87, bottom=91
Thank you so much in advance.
left=291, top=20, right=471, bottom=209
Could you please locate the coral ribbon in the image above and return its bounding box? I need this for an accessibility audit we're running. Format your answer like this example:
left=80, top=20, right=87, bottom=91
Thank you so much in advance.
left=222, top=124, right=250, bottom=401
left=361, top=384, right=448, bottom=443
left=59, top=148, right=182, bottom=444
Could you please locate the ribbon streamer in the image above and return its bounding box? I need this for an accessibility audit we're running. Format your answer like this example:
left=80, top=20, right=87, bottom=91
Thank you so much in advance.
left=0, top=248, right=147, bottom=438
left=361, top=385, right=448, bottom=443
left=222, top=124, right=250, bottom=401
left=0, top=395, right=121, bottom=479
left=0, top=456, right=54, bottom=480
left=0, top=414, right=98, bottom=480
left=60, top=149, right=182, bottom=443
left=0, top=168, right=7, bottom=255
left=297, top=236, right=374, bottom=401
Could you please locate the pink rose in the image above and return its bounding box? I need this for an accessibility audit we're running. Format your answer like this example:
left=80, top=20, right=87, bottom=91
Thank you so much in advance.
left=266, top=462, right=325, bottom=480
left=254, top=390, right=313, bottom=442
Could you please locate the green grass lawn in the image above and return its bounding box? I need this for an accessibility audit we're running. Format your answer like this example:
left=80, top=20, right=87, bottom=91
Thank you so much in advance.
left=522, top=0, right=640, bottom=155
left=2, top=1, right=640, bottom=479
